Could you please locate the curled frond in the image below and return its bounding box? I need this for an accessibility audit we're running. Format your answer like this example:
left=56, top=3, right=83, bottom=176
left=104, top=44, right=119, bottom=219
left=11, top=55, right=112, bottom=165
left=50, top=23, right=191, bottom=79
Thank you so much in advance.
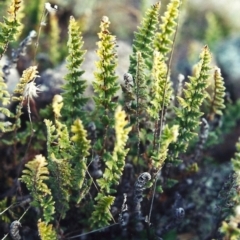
left=93, top=16, right=119, bottom=111
left=20, top=155, right=55, bottom=223
left=129, top=2, right=160, bottom=75
left=38, top=219, right=57, bottom=240
left=207, top=67, right=226, bottom=122
left=154, top=0, right=180, bottom=57
left=62, top=16, right=88, bottom=125
left=170, top=46, right=212, bottom=162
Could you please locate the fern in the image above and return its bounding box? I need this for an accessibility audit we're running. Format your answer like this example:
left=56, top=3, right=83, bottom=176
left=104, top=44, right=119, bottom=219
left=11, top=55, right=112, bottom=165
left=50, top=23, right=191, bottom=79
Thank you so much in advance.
left=154, top=0, right=180, bottom=57
left=38, top=220, right=57, bottom=240
left=151, top=125, right=179, bottom=171
left=62, top=16, right=88, bottom=126
left=169, top=46, right=212, bottom=163
left=20, top=154, right=55, bottom=223
left=0, top=0, right=22, bottom=59
left=0, top=69, right=12, bottom=132
left=92, top=16, right=119, bottom=112
left=220, top=139, right=240, bottom=239
left=71, top=118, right=92, bottom=203
left=44, top=96, right=73, bottom=218
left=206, top=67, right=226, bottom=122
left=148, top=51, right=173, bottom=151
left=91, top=106, right=131, bottom=228
left=90, top=194, right=115, bottom=228
left=128, top=2, right=160, bottom=75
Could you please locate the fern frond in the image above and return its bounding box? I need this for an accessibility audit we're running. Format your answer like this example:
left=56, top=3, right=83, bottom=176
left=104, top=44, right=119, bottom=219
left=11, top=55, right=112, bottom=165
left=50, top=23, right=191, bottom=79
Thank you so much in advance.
left=93, top=16, right=119, bottom=112
left=154, top=0, right=180, bottom=57
left=207, top=67, right=226, bottom=122
left=220, top=139, right=240, bottom=239
left=62, top=16, right=88, bottom=125
left=71, top=118, right=91, bottom=157
left=169, top=46, right=212, bottom=162
left=38, top=220, right=57, bottom=240
left=48, top=153, right=72, bottom=219
left=20, top=155, right=55, bottom=223
left=129, top=2, right=160, bottom=75
left=90, top=194, right=115, bottom=229
left=0, top=69, right=12, bottom=132
left=91, top=106, right=131, bottom=228
left=71, top=119, right=91, bottom=202
left=0, top=0, right=22, bottom=59
left=151, top=125, right=178, bottom=171
left=147, top=51, right=172, bottom=120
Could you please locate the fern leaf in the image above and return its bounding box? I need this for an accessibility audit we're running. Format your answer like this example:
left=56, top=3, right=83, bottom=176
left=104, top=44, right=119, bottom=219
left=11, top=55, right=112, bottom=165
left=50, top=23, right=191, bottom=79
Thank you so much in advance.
left=206, top=67, right=226, bottom=121
left=92, top=16, right=119, bottom=112
left=90, top=194, right=115, bottom=229
left=71, top=118, right=91, bottom=157
left=91, top=106, right=131, bottom=228
left=147, top=51, right=173, bottom=120
left=20, top=155, right=55, bottom=223
left=129, top=2, right=160, bottom=75
left=38, top=220, right=57, bottom=240
left=154, top=0, right=180, bottom=57
left=0, top=0, right=22, bottom=59
left=169, top=46, right=212, bottom=162
left=62, top=16, right=88, bottom=126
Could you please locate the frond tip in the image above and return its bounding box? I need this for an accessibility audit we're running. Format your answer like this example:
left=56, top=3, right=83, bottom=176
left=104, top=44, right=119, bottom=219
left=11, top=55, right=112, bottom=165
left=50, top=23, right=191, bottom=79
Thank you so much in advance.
left=154, top=0, right=180, bottom=57
left=20, top=154, right=55, bottom=223
left=207, top=67, right=226, bottom=121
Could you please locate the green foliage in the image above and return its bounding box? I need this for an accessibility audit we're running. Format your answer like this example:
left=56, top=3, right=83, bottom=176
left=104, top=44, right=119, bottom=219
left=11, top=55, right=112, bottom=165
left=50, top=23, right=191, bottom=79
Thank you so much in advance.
left=20, top=154, right=55, bottom=223
left=154, top=0, right=180, bottom=57
left=148, top=51, right=172, bottom=120
left=0, top=0, right=22, bottom=59
left=90, top=194, right=115, bottom=228
left=220, top=140, right=240, bottom=240
left=206, top=67, right=226, bottom=122
left=71, top=118, right=91, bottom=203
left=169, top=46, right=211, bottom=162
left=0, top=70, right=12, bottom=132
left=93, top=16, right=119, bottom=112
left=0, top=2, right=236, bottom=239
left=91, top=106, right=131, bottom=228
left=62, top=16, right=88, bottom=126
left=129, top=2, right=160, bottom=75
left=151, top=125, right=179, bottom=171
left=38, top=220, right=57, bottom=240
